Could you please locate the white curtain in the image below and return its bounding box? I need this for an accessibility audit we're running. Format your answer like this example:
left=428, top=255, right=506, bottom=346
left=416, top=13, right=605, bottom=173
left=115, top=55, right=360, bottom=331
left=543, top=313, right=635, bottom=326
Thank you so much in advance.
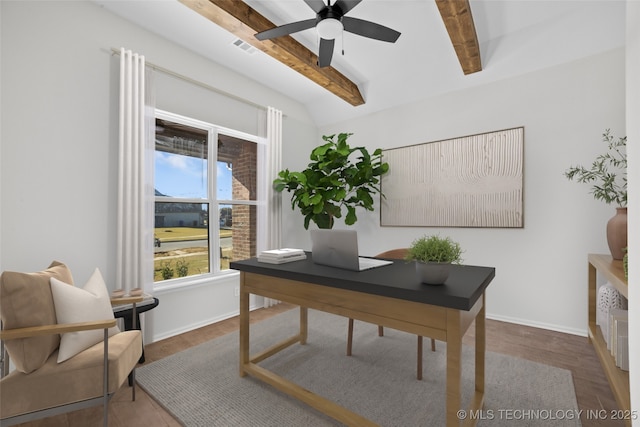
left=116, top=48, right=155, bottom=295
left=264, top=106, right=283, bottom=308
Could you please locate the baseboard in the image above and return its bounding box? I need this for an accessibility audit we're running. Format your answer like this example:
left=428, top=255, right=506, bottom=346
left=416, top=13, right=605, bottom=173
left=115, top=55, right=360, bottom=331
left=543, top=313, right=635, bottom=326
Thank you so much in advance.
left=151, top=303, right=262, bottom=342
left=487, top=313, right=587, bottom=337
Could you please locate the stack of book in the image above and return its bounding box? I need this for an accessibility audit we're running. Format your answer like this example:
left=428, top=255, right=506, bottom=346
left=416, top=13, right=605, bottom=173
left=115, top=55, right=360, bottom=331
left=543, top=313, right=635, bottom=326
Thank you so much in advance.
left=608, top=307, right=629, bottom=371
left=258, top=248, right=306, bottom=264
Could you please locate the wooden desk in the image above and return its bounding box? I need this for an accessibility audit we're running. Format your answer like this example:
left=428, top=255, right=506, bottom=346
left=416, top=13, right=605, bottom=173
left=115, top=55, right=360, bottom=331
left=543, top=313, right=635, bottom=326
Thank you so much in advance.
left=231, top=255, right=495, bottom=426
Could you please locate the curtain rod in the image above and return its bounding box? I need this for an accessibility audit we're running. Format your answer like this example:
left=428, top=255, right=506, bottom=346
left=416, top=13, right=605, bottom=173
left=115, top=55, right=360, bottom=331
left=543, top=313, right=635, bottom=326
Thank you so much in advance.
left=110, top=47, right=271, bottom=113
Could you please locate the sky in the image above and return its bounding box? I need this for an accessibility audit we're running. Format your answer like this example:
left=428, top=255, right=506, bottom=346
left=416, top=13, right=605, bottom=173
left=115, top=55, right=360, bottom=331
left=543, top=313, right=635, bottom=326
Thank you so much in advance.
left=155, top=151, right=232, bottom=200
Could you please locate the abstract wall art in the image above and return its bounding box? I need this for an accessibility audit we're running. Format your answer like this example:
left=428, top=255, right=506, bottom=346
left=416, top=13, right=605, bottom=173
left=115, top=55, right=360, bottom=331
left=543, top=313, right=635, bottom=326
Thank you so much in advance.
left=380, top=127, right=524, bottom=228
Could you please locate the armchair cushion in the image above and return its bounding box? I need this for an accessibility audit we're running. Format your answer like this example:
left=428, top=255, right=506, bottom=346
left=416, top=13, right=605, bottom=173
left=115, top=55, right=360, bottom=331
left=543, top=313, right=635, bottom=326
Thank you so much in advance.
left=50, top=268, right=120, bottom=363
left=0, top=261, right=74, bottom=374
left=0, top=330, right=141, bottom=420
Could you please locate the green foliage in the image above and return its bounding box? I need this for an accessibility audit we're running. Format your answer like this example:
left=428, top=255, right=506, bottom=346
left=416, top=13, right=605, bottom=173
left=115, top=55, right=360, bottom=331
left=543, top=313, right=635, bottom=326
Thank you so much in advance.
left=161, top=261, right=174, bottom=280
left=176, top=259, right=189, bottom=277
left=273, top=133, right=389, bottom=229
left=564, top=129, right=627, bottom=206
left=623, top=247, right=628, bottom=279
left=405, top=235, right=464, bottom=264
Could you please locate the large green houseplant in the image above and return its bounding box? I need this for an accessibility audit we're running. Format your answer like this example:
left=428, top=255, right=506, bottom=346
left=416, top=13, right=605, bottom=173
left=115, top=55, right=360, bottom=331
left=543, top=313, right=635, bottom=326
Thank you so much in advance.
left=564, top=129, right=627, bottom=259
left=273, top=133, right=389, bottom=229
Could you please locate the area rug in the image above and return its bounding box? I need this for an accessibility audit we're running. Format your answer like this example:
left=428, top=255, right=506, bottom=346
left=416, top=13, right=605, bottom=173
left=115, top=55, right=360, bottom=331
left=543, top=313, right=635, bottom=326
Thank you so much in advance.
left=137, top=309, right=581, bottom=427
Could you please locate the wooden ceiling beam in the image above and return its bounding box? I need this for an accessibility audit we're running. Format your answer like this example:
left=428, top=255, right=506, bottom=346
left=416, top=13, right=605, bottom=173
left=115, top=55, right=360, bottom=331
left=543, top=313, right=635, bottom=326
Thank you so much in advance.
left=435, top=0, right=482, bottom=75
left=179, top=0, right=365, bottom=106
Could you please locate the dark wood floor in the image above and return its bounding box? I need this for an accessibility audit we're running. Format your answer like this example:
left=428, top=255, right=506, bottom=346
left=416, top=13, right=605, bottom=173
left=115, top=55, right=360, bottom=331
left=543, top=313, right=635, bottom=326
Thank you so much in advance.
left=16, top=303, right=623, bottom=426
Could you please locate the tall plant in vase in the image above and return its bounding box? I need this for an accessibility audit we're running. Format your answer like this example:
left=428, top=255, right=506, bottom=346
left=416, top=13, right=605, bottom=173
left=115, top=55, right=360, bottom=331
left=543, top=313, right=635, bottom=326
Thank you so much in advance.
left=273, top=133, right=389, bottom=229
left=564, top=129, right=627, bottom=259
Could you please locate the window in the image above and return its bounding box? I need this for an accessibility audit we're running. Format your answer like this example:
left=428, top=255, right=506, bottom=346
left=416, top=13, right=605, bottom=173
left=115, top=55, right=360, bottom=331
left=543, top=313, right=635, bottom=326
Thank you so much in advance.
left=153, top=110, right=260, bottom=283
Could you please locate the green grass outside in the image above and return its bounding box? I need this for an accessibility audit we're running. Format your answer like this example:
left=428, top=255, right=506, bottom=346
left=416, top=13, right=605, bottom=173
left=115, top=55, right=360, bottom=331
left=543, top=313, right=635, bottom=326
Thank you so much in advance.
left=153, top=226, right=232, bottom=281
left=154, top=254, right=221, bottom=281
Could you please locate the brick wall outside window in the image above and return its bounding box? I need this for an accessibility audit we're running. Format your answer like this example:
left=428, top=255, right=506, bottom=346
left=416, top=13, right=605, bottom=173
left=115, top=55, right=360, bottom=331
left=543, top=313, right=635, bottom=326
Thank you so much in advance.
left=230, top=141, right=257, bottom=261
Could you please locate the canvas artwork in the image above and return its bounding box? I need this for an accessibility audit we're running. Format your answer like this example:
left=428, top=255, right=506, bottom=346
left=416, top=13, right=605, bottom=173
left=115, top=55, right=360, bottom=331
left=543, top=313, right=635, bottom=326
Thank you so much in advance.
left=381, top=127, right=524, bottom=228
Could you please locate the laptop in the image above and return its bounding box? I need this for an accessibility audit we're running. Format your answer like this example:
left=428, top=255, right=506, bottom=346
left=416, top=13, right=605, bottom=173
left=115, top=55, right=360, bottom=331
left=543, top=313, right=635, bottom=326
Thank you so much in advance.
left=310, top=229, right=393, bottom=271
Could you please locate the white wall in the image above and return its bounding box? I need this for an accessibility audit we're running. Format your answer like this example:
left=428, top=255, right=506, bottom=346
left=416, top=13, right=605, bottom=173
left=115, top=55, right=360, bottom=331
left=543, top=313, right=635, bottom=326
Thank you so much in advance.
left=0, top=1, right=634, bottom=386
left=0, top=1, right=317, bottom=342
left=311, top=48, right=626, bottom=336
left=625, top=0, right=639, bottom=421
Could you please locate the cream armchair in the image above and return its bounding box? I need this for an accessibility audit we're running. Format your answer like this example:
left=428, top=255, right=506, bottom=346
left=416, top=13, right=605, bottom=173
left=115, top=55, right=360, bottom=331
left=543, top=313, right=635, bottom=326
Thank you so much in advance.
left=0, top=262, right=143, bottom=427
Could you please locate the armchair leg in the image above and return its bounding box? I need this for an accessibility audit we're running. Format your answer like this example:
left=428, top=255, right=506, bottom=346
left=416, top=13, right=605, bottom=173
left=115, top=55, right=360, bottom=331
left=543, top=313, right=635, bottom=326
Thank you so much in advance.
left=347, top=318, right=354, bottom=356
left=103, top=329, right=109, bottom=427
left=431, top=338, right=436, bottom=352
left=378, top=325, right=384, bottom=336
left=417, top=336, right=423, bottom=380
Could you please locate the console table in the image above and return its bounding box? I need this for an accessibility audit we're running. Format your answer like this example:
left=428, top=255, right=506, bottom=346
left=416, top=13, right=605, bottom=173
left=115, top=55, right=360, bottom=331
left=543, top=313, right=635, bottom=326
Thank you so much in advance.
left=231, top=254, right=495, bottom=426
left=588, top=254, right=630, bottom=425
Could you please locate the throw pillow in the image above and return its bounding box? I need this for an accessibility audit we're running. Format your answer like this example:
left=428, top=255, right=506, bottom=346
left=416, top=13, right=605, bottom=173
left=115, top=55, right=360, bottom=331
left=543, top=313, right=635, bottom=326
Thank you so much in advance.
left=0, top=261, right=74, bottom=374
left=50, top=268, right=120, bottom=363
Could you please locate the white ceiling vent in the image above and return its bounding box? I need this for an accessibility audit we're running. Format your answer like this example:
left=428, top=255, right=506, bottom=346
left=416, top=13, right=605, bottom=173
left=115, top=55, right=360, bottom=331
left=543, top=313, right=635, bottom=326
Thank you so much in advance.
left=231, top=38, right=256, bottom=55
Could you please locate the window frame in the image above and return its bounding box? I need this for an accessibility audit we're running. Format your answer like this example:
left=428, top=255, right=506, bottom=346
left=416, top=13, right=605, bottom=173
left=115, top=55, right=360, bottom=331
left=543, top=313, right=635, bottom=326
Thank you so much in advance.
left=153, top=109, right=263, bottom=289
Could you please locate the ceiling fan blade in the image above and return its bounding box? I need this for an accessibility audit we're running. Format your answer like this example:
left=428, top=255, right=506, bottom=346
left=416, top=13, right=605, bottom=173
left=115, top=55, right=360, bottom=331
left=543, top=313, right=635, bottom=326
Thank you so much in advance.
left=317, top=38, right=335, bottom=67
left=342, top=16, right=401, bottom=42
left=334, top=0, right=363, bottom=15
left=303, top=0, right=327, bottom=14
left=255, top=19, right=317, bottom=40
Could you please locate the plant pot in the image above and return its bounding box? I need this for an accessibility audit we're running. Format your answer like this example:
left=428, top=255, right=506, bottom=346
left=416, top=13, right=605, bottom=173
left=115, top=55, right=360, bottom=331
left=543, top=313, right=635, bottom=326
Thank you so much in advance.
left=606, top=207, right=627, bottom=260
left=415, top=261, right=451, bottom=285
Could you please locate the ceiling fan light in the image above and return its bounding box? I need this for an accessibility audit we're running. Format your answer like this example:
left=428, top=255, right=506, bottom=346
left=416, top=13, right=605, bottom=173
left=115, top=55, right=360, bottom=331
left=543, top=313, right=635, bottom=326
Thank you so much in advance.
left=316, top=18, right=343, bottom=40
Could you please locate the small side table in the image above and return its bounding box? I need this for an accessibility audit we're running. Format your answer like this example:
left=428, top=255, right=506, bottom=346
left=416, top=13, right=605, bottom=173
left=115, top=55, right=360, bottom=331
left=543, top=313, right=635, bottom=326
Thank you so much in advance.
left=113, top=297, right=159, bottom=363
left=113, top=297, right=159, bottom=386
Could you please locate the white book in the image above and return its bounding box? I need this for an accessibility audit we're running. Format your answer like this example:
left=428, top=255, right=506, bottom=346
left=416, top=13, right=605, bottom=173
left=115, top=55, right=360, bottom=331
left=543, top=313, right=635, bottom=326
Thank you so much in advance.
left=258, top=253, right=306, bottom=264
left=615, top=319, right=628, bottom=368
left=259, top=248, right=305, bottom=259
left=608, top=308, right=628, bottom=356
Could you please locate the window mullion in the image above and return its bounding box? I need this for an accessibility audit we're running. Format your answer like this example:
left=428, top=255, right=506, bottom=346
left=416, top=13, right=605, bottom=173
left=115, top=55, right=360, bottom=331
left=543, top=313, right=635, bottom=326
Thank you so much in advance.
left=209, top=127, right=219, bottom=273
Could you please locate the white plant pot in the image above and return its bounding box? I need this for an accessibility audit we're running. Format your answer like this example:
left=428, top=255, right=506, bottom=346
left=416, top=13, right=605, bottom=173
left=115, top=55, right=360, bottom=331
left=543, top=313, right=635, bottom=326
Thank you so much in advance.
left=415, top=261, right=451, bottom=285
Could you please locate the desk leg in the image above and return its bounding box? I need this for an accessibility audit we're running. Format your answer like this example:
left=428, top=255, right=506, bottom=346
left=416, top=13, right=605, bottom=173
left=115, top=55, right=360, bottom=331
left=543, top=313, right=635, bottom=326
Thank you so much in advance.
left=239, top=273, right=250, bottom=377
left=446, top=314, right=462, bottom=427
left=299, top=306, right=308, bottom=345
left=475, top=294, right=486, bottom=397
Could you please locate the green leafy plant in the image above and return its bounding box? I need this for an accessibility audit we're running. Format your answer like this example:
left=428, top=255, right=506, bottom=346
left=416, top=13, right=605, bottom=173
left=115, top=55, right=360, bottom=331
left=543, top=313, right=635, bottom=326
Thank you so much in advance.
left=160, top=261, right=174, bottom=280
left=273, top=133, right=389, bottom=229
left=564, top=129, right=627, bottom=206
left=405, top=235, right=464, bottom=264
left=176, top=259, right=189, bottom=278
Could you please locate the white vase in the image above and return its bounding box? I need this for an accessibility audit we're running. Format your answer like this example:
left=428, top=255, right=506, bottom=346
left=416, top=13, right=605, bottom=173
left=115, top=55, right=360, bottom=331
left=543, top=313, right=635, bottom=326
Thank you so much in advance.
left=415, top=261, right=451, bottom=285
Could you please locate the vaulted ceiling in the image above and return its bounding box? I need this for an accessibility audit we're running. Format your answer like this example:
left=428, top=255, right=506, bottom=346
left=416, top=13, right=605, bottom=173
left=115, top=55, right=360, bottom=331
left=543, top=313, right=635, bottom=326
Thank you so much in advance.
left=95, top=0, right=625, bottom=127
left=177, top=0, right=481, bottom=107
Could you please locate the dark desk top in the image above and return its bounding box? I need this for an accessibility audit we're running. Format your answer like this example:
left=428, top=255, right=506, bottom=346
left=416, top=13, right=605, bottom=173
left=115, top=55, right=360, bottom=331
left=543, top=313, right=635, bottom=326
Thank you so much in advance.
left=231, top=253, right=495, bottom=311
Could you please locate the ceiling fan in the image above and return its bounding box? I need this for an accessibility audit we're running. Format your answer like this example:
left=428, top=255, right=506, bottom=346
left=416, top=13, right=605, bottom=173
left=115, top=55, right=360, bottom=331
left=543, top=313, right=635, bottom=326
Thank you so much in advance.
left=254, top=0, right=401, bottom=68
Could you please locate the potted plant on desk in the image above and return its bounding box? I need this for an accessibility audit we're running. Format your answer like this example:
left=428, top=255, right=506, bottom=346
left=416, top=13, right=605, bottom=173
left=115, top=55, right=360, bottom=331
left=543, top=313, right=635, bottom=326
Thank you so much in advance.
left=405, top=235, right=464, bottom=285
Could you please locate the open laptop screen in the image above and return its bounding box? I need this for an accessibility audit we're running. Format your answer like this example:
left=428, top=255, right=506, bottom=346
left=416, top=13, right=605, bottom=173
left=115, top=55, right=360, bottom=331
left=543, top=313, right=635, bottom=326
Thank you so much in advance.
left=310, top=229, right=392, bottom=271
